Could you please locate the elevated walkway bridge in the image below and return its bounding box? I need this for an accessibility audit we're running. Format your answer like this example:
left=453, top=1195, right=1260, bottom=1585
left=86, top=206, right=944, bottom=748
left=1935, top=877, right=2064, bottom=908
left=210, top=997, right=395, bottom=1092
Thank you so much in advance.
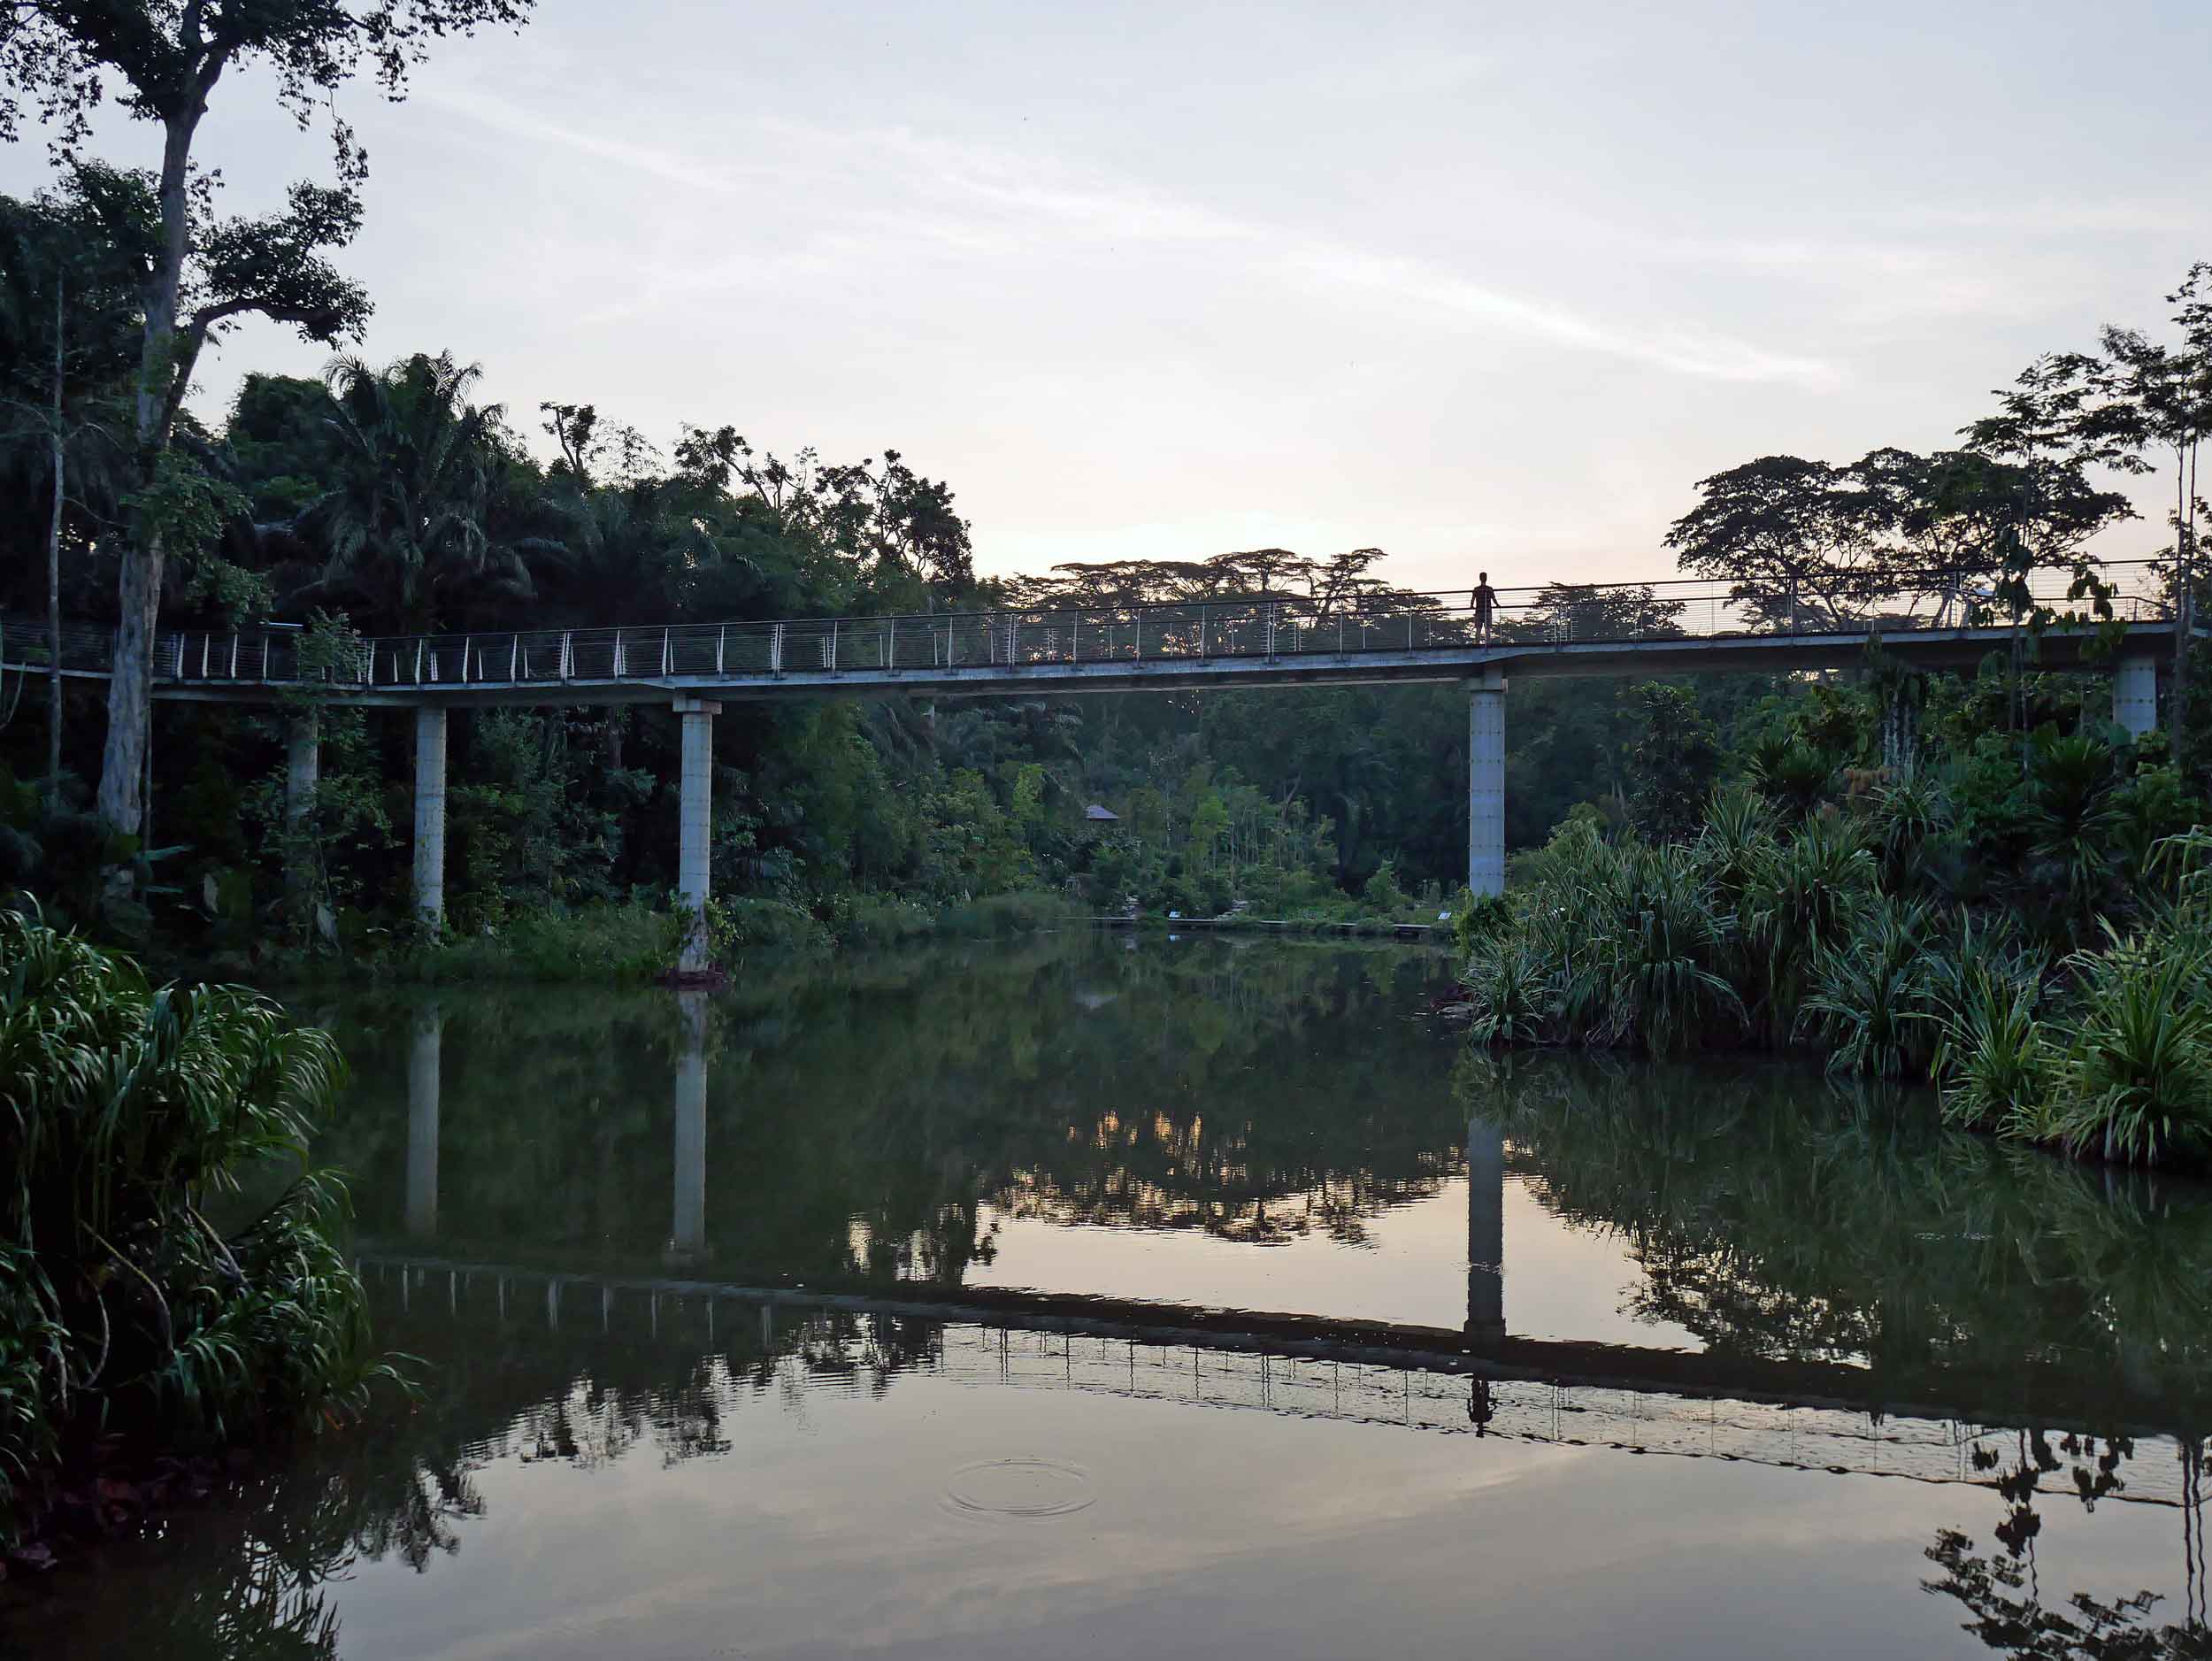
left=4, top=565, right=2184, bottom=947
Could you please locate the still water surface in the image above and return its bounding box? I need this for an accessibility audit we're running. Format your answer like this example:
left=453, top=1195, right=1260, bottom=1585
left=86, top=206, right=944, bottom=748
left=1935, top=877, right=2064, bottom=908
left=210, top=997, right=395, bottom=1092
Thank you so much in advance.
left=11, top=934, right=2212, bottom=1658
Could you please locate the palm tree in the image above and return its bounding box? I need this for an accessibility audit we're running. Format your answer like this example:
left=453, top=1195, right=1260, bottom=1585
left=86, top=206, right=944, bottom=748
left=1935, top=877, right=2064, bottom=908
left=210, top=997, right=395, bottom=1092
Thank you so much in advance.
left=296, top=353, right=540, bottom=634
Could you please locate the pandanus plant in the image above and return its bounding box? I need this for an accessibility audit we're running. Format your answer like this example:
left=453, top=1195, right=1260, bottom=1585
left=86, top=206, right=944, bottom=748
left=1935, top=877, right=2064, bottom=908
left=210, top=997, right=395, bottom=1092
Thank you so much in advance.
left=0, top=911, right=393, bottom=1526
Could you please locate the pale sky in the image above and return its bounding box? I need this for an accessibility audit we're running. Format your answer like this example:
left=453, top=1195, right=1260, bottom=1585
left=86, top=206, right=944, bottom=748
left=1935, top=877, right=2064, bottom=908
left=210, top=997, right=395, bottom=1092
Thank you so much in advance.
left=7, top=0, right=2209, bottom=591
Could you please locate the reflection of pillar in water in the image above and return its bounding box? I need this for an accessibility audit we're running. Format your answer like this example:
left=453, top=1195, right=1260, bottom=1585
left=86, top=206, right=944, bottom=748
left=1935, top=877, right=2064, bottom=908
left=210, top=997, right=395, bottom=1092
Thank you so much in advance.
left=670, top=990, right=708, bottom=1259
left=405, top=1005, right=442, bottom=1239
left=1467, top=1115, right=1504, bottom=1343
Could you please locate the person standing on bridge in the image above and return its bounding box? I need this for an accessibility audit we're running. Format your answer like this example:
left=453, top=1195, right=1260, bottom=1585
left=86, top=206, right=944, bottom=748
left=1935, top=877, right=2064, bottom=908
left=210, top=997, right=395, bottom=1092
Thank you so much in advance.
left=1472, top=573, right=1498, bottom=645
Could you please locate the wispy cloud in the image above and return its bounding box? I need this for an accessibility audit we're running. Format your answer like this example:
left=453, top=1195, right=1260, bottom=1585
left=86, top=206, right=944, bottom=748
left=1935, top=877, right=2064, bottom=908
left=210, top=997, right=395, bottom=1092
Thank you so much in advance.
left=419, top=86, right=1832, bottom=386
left=1295, top=247, right=1836, bottom=384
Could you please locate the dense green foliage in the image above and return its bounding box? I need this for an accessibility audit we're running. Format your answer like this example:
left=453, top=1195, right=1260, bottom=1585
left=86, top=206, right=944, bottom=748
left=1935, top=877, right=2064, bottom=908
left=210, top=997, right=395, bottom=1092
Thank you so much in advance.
left=0, top=913, right=385, bottom=1537
left=1458, top=661, right=2212, bottom=1165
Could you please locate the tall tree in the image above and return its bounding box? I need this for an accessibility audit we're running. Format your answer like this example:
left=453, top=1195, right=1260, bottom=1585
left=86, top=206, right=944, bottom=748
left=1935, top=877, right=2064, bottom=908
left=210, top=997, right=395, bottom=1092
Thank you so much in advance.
left=0, top=166, right=150, bottom=801
left=1965, top=266, right=2212, bottom=753
left=1665, top=455, right=1892, bottom=630
left=298, top=352, right=538, bottom=634
left=0, top=0, right=534, bottom=840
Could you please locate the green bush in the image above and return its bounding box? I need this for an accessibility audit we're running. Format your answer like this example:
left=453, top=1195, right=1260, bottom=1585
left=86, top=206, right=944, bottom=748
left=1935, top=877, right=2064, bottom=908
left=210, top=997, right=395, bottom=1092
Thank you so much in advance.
left=1799, top=896, right=1939, bottom=1077
left=0, top=912, right=390, bottom=1535
left=385, top=900, right=687, bottom=983
left=2043, top=927, right=2212, bottom=1165
left=707, top=896, right=834, bottom=961
left=930, top=891, right=1087, bottom=938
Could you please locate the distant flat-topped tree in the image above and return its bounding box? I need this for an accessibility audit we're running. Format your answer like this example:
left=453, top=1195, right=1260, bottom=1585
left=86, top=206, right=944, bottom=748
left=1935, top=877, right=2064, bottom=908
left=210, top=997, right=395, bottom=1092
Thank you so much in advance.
left=0, top=0, right=537, bottom=847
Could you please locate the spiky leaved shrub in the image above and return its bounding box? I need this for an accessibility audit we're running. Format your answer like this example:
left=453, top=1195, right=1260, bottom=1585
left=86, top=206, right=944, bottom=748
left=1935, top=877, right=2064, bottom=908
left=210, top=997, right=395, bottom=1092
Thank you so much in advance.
left=0, top=911, right=390, bottom=1536
left=1867, top=773, right=1951, bottom=897
left=2042, top=927, right=2212, bottom=1166
left=1800, top=896, right=1940, bottom=1077
left=1742, top=811, right=1877, bottom=1042
left=1578, top=843, right=1743, bottom=1055
left=1462, top=934, right=1556, bottom=1047
left=1930, top=918, right=2050, bottom=1134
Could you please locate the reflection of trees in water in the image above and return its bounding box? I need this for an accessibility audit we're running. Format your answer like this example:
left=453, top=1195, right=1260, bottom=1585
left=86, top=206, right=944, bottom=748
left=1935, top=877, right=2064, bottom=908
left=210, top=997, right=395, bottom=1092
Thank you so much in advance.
left=1924, top=1439, right=2212, bottom=1659
left=1471, top=1052, right=2212, bottom=1658
left=17, top=1294, right=947, bottom=1657
left=317, top=939, right=1464, bottom=1281
left=1466, top=1051, right=2212, bottom=1410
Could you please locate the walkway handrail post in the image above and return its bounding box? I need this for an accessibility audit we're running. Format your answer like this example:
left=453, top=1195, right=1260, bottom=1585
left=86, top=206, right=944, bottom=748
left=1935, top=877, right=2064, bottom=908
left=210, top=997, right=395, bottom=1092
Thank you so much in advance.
left=509, top=637, right=518, bottom=682
left=1200, top=604, right=1210, bottom=660
left=661, top=627, right=672, bottom=676
left=462, top=637, right=472, bottom=684
left=559, top=631, right=572, bottom=681
left=771, top=622, right=785, bottom=676
left=885, top=619, right=894, bottom=672
left=716, top=625, right=726, bottom=674
left=1265, top=603, right=1278, bottom=661
left=829, top=619, right=839, bottom=672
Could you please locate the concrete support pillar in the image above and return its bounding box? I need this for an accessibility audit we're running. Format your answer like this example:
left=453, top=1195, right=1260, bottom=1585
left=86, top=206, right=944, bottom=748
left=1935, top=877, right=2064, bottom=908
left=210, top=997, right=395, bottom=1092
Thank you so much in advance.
left=2115, top=654, right=2159, bottom=739
left=405, top=1005, right=442, bottom=1240
left=283, top=711, right=319, bottom=913
left=1468, top=668, right=1507, bottom=897
left=1467, top=1115, right=1505, bottom=1345
left=674, top=698, right=721, bottom=973
left=670, top=989, right=708, bottom=1260
left=1880, top=682, right=1919, bottom=779
left=412, top=706, right=448, bottom=928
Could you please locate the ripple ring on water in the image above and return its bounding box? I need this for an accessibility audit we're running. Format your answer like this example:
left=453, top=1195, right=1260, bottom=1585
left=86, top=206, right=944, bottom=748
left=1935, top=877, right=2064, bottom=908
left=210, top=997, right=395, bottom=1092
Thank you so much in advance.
left=942, top=1457, right=1096, bottom=1520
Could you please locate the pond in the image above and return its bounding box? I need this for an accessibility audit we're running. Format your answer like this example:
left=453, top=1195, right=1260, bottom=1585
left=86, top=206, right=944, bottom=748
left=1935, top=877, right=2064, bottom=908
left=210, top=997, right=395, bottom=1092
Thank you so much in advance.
left=9, top=934, right=2212, bottom=1658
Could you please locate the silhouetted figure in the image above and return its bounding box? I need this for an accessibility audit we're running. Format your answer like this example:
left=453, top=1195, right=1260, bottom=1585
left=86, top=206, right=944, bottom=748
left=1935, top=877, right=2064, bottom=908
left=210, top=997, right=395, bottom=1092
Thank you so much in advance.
left=1467, top=1377, right=1495, bottom=1434
left=1472, top=573, right=1498, bottom=644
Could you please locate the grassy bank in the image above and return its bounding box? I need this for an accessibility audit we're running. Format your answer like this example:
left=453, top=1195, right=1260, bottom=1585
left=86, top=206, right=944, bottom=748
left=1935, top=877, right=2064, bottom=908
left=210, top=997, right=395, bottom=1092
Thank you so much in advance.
left=257, top=891, right=1100, bottom=985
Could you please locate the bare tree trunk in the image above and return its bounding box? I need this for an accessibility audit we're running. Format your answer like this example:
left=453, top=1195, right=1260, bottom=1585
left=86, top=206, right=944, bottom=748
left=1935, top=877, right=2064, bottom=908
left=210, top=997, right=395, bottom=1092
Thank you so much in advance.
left=45, top=272, right=64, bottom=806
left=96, top=534, right=163, bottom=839
left=97, top=105, right=198, bottom=840
left=2177, top=448, right=2194, bottom=767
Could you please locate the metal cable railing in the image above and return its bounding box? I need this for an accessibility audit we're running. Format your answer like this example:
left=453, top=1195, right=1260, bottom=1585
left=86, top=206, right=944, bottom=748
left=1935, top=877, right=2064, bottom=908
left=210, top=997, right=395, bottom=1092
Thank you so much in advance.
left=0, top=563, right=2176, bottom=694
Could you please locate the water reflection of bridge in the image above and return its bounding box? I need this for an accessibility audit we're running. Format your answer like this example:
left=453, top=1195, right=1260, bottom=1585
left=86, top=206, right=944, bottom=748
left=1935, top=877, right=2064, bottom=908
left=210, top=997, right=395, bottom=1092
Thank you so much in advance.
left=371, top=993, right=2212, bottom=1609
left=353, top=1255, right=2208, bottom=1523
left=387, top=1000, right=2200, bottom=1442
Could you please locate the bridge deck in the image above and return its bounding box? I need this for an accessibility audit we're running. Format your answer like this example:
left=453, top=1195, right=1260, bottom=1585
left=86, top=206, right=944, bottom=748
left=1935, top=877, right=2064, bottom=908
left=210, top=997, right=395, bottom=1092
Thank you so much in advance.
left=2, top=566, right=2178, bottom=708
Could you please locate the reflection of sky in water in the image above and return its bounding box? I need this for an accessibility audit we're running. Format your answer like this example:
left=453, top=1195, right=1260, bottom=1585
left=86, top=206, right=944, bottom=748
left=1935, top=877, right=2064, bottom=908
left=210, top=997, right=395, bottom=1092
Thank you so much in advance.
left=972, top=1173, right=1700, bottom=1349
left=320, top=1356, right=2187, bottom=1661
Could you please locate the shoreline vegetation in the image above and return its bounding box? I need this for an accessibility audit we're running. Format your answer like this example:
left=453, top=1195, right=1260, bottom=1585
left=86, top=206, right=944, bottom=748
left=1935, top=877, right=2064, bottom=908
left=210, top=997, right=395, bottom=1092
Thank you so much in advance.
left=1451, top=712, right=2212, bottom=1169
left=0, top=912, right=392, bottom=1553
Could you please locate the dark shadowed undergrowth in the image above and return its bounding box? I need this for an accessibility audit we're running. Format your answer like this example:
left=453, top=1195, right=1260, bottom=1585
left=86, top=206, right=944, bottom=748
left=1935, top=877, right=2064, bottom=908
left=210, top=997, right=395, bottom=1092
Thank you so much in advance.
left=0, top=910, right=395, bottom=1541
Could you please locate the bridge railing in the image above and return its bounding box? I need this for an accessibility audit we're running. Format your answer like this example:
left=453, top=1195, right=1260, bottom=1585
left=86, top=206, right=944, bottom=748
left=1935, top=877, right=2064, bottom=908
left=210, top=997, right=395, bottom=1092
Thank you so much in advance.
left=0, top=562, right=2175, bottom=692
